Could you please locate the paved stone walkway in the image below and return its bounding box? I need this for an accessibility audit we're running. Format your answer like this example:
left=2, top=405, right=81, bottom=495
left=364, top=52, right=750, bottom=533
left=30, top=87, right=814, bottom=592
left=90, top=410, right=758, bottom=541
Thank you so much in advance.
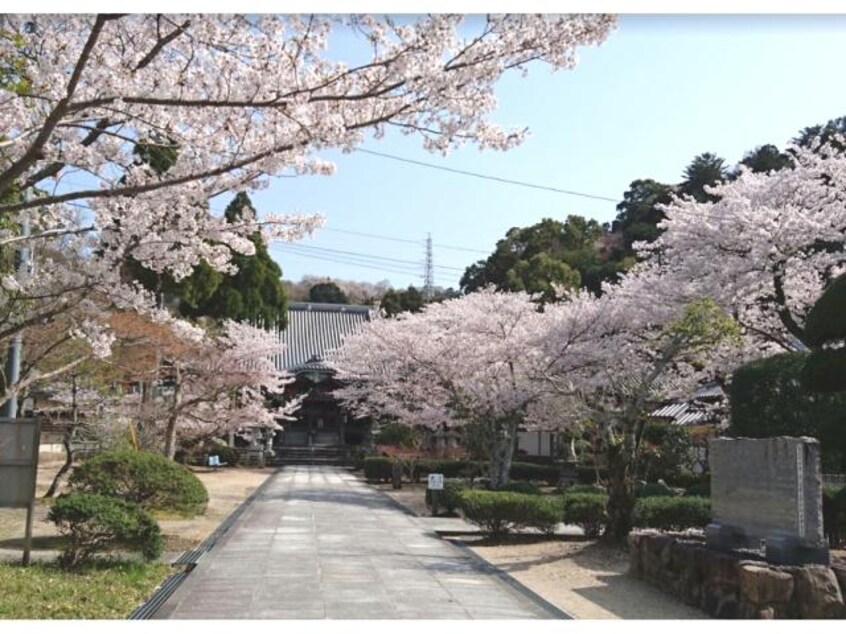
left=156, top=465, right=560, bottom=619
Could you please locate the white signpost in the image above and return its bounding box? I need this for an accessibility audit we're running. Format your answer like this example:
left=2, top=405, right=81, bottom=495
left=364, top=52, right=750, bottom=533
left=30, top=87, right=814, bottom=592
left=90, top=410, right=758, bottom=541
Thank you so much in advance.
left=427, top=473, right=444, bottom=491
left=0, top=418, right=41, bottom=565
left=427, top=473, right=444, bottom=516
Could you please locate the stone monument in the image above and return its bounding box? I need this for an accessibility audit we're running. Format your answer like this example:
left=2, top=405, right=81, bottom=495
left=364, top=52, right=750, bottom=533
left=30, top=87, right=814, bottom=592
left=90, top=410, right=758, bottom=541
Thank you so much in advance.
left=706, top=436, right=829, bottom=565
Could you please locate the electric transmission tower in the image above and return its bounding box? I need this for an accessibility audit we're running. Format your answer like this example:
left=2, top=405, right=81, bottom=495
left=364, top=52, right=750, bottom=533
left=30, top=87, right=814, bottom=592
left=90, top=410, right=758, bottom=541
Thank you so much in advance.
left=423, top=233, right=434, bottom=300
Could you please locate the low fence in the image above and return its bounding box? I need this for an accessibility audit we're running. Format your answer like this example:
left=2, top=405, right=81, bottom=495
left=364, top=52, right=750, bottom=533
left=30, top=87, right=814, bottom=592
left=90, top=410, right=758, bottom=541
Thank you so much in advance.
left=823, top=474, right=846, bottom=486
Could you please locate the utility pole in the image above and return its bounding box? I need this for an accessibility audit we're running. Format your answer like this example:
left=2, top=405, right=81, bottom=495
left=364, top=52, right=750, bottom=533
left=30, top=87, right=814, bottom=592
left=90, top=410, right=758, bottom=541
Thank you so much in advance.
left=1, top=216, right=31, bottom=419
left=423, top=232, right=434, bottom=300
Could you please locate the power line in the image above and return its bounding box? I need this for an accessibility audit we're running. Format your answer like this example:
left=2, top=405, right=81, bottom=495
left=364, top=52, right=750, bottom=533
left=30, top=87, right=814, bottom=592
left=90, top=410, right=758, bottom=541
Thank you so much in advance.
left=320, top=226, right=491, bottom=255
left=277, top=247, right=456, bottom=283
left=278, top=242, right=465, bottom=272
left=356, top=148, right=620, bottom=203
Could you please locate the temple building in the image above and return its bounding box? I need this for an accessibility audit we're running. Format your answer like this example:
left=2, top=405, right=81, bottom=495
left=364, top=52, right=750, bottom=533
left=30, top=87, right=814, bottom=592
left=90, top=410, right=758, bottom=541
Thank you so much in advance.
left=272, top=302, right=374, bottom=460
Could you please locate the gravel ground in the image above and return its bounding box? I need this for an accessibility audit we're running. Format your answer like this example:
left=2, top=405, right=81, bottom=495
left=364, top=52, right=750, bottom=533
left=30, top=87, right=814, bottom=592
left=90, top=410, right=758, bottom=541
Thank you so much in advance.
left=378, top=479, right=708, bottom=619
left=461, top=536, right=707, bottom=619
left=0, top=452, right=271, bottom=563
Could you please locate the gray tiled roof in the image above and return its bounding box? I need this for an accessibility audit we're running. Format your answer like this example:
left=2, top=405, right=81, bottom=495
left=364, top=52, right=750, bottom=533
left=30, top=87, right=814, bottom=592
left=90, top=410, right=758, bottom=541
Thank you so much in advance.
left=276, top=302, right=373, bottom=373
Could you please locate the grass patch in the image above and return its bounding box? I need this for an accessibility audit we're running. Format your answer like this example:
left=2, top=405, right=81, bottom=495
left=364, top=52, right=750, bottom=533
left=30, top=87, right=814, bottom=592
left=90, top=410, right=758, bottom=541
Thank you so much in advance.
left=0, top=560, right=171, bottom=619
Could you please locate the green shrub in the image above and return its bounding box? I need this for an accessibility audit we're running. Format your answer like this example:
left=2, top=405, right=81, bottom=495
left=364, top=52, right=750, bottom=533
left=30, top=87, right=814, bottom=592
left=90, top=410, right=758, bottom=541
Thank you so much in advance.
left=48, top=493, right=163, bottom=569
left=635, top=482, right=677, bottom=498
left=509, top=462, right=560, bottom=486
left=497, top=481, right=541, bottom=495
left=730, top=352, right=846, bottom=472
left=561, top=493, right=608, bottom=538
left=564, top=484, right=605, bottom=495
left=639, top=422, right=696, bottom=485
left=513, top=455, right=557, bottom=465
left=458, top=490, right=561, bottom=539
left=633, top=496, right=711, bottom=531
left=576, top=465, right=606, bottom=485
left=68, top=450, right=208, bottom=516
left=364, top=457, right=395, bottom=482
left=684, top=481, right=711, bottom=498
left=209, top=445, right=241, bottom=467
left=823, top=485, right=846, bottom=548
left=413, top=459, right=485, bottom=481
left=425, top=478, right=468, bottom=514
left=375, top=423, right=417, bottom=448
left=669, top=471, right=707, bottom=489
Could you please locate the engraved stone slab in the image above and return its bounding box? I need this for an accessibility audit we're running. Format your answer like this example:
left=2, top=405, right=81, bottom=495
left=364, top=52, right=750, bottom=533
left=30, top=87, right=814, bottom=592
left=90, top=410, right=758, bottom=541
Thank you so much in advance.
left=709, top=436, right=825, bottom=549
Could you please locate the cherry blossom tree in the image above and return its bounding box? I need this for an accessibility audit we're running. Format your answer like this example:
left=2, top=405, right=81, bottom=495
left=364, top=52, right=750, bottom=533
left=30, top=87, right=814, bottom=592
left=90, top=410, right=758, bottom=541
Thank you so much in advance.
left=541, top=289, right=739, bottom=542
left=105, top=314, right=298, bottom=458
left=0, top=13, right=616, bottom=400
left=332, top=288, right=607, bottom=488
left=634, top=142, right=846, bottom=356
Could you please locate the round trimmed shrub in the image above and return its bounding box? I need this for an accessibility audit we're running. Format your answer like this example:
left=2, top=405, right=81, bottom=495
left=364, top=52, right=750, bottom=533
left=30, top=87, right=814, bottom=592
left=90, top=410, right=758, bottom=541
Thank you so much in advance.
left=561, top=492, right=608, bottom=538
left=48, top=493, right=163, bottom=569
left=633, top=496, right=711, bottom=531
left=364, top=456, right=394, bottom=482
left=68, top=449, right=208, bottom=516
left=458, top=490, right=561, bottom=539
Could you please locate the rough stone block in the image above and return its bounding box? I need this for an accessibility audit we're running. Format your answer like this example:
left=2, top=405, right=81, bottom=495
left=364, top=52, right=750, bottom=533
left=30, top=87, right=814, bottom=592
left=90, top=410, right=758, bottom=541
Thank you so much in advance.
left=834, top=565, right=846, bottom=598
left=738, top=564, right=794, bottom=604
left=792, top=565, right=846, bottom=619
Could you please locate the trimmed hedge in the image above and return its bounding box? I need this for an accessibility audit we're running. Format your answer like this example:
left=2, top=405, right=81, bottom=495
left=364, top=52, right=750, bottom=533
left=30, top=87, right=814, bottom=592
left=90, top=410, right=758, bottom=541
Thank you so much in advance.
left=364, top=457, right=394, bottom=482
left=48, top=493, right=163, bottom=569
left=576, top=465, right=606, bottom=485
left=413, top=459, right=485, bottom=480
left=635, top=482, right=677, bottom=498
left=564, top=484, right=605, bottom=495
left=730, top=352, right=846, bottom=472
left=497, top=481, right=542, bottom=496
left=633, top=496, right=711, bottom=531
left=509, top=462, right=560, bottom=486
left=68, top=449, right=209, bottom=516
left=683, top=481, right=711, bottom=498
left=823, top=485, right=846, bottom=548
left=561, top=492, right=608, bottom=538
left=458, top=490, right=561, bottom=539
left=425, top=478, right=468, bottom=514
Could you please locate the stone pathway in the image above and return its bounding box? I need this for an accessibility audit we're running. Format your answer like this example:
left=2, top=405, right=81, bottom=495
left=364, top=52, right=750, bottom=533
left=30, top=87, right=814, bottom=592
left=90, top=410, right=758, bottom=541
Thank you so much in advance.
left=156, top=465, right=561, bottom=619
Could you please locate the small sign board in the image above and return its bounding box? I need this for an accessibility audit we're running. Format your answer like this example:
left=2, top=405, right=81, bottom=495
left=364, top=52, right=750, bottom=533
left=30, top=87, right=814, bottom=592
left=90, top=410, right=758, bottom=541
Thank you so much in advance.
left=0, top=418, right=41, bottom=566
left=427, top=473, right=444, bottom=491
left=0, top=419, right=41, bottom=508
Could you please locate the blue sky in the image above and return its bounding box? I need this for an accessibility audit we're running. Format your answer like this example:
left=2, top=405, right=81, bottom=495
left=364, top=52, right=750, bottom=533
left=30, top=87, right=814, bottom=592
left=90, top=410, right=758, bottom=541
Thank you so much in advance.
left=246, top=15, right=846, bottom=290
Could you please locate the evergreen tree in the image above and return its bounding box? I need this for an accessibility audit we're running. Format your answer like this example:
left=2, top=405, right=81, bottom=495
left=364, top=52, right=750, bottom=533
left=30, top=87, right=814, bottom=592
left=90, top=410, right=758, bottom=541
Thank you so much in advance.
left=308, top=282, right=349, bottom=304
left=460, top=216, right=618, bottom=299
left=183, top=193, right=288, bottom=328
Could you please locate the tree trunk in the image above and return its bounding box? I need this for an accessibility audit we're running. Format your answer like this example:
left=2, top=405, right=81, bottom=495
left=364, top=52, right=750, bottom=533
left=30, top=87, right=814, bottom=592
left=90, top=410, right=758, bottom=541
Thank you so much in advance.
left=46, top=376, right=79, bottom=497
left=391, top=459, right=403, bottom=489
left=603, top=433, right=636, bottom=544
left=44, top=428, right=76, bottom=498
left=487, top=417, right=518, bottom=489
left=163, top=363, right=182, bottom=460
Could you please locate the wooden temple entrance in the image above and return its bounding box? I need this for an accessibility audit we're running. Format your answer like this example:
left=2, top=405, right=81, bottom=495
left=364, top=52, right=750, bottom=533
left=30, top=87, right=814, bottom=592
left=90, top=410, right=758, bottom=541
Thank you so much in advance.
left=270, top=302, right=374, bottom=464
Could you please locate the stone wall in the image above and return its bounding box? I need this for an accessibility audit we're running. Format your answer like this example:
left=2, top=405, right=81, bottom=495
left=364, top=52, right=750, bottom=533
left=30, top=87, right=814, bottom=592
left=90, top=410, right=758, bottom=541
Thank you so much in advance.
left=629, top=530, right=846, bottom=619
